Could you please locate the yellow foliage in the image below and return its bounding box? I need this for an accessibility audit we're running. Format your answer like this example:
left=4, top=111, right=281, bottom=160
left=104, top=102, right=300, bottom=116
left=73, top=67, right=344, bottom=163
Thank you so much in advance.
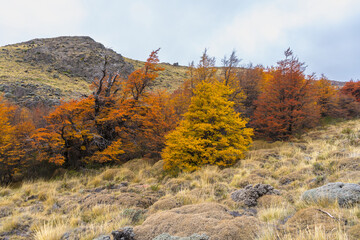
left=162, top=81, right=253, bottom=173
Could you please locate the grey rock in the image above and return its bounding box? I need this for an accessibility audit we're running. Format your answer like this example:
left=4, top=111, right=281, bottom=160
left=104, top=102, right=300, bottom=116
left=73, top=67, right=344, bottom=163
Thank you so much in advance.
left=21, top=36, right=133, bottom=82
left=93, top=235, right=111, bottom=240
left=3, top=93, right=13, bottom=98
left=153, top=233, right=209, bottom=240
left=301, top=182, right=360, bottom=207
left=227, top=208, right=257, bottom=217
left=231, top=184, right=280, bottom=207
left=111, top=227, right=135, bottom=240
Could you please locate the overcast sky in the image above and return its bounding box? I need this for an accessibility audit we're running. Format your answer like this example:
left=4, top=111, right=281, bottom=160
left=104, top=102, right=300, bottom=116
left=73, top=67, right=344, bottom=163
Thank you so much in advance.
left=0, top=0, right=359, bottom=81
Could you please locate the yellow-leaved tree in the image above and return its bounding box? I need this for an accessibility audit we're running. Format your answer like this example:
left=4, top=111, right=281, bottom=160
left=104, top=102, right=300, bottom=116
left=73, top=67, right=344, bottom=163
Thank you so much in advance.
left=162, top=80, right=253, bottom=173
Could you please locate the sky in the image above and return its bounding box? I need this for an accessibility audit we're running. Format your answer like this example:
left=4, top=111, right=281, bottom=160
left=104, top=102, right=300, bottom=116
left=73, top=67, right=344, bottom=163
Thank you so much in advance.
left=0, top=0, right=360, bottom=81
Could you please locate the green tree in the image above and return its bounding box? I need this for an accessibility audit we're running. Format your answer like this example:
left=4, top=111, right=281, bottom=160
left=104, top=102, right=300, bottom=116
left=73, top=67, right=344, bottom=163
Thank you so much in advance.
left=162, top=80, right=253, bottom=173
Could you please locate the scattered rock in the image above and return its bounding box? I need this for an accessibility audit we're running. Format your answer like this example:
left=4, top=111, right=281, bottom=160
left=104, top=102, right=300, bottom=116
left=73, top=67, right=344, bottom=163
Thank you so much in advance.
left=93, top=235, right=111, bottom=240
left=112, top=227, right=135, bottom=240
left=226, top=208, right=257, bottom=217
left=134, top=203, right=261, bottom=240
left=301, top=182, right=360, bottom=207
left=231, top=184, right=280, bottom=207
left=61, top=227, right=88, bottom=240
left=25, top=195, right=38, bottom=201
left=0, top=206, right=13, bottom=218
left=153, top=233, right=209, bottom=240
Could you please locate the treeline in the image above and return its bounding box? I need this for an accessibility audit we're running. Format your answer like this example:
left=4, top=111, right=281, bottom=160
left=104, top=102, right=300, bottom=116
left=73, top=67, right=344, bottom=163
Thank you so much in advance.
left=1, top=48, right=360, bottom=183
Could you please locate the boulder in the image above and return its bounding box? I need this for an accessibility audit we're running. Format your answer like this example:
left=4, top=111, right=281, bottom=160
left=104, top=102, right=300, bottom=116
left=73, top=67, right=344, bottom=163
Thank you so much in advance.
left=112, top=227, right=135, bottom=240
left=231, top=184, right=280, bottom=207
left=93, top=235, right=111, bottom=240
left=301, top=182, right=360, bottom=207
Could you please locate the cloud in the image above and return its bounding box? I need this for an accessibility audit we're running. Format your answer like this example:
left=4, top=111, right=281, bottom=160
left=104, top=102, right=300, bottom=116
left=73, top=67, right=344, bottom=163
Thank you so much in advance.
left=0, top=0, right=86, bottom=42
left=207, top=0, right=360, bottom=66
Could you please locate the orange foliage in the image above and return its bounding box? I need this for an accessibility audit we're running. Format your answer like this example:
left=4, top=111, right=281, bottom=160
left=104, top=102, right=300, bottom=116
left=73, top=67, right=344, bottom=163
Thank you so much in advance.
left=0, top=97, right=35, bottom=184
left=313, top=76, right=340, bottom=117
left=341, top=80, right=360, bottom=102
left=252, top=49, right=320, bottom=140
left=32, top=49, right=175, bottom=167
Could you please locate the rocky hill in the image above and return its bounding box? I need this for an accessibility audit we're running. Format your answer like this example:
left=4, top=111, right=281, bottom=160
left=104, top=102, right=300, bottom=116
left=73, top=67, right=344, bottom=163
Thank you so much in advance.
left=0, top=36, right=134, bottom=107
left=0, top=36, right=191, bottom=108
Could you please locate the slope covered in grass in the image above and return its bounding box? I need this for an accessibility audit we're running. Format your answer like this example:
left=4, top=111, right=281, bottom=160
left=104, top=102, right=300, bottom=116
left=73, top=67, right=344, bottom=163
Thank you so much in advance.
left=0, top=37, right=133, bottom=107
left=1, top=119, right=360, bottom=239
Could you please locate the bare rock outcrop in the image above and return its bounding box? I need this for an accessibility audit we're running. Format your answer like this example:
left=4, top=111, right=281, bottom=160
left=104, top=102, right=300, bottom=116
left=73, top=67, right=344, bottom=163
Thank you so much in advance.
left=231, top=184, right=280, bottom=207
left=301, top=182, right=360, bottom=207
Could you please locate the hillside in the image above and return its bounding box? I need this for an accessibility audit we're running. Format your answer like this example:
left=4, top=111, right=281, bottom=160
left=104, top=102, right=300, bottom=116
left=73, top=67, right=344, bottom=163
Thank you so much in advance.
left=0, top=119, right=359, bottom=239
left=0, top=36, right=134, bottom=107
left=0, top=37, right=348, bottom=109
left=124, top=57, right=188, bottom=92
left=0, top=37, right=191, bottom=108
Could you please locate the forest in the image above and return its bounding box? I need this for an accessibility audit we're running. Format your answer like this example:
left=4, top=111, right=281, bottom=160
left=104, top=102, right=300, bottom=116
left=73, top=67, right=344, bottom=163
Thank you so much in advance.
left=1, top=48, right=360, bottom=185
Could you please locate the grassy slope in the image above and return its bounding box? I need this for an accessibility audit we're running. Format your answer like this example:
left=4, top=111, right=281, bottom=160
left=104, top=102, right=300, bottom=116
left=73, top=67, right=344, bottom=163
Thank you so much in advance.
left=1, top=119, right=360, bottom=239
left=124, top=57, right=188, bottom=92
left=0, top=44, right=90, bottom=101
left=0, top=45, right=188, bottom=107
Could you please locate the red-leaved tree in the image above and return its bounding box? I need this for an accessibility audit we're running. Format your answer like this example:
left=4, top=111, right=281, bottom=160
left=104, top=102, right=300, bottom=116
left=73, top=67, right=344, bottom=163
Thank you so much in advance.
left=252, top=49, right=320, bottom=140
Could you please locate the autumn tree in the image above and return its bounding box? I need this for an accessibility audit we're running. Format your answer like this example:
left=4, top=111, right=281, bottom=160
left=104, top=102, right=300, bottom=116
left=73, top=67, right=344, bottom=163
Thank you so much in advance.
left=0, top=97, right=34, bottom=184
left=162, top=81, right=253, bottom=173
left=340, top=80, right=360, bottom=102
left=170, top=50, right=219, bottom=120
left=234, top=64, right=263, bottom=118
left=220, top=51, right=246, bottom=113
left=252, top=49, right=320, bottom=140
left=32, top=49, right=173, bottom=167
left=313, top=76, right=340, bottom=118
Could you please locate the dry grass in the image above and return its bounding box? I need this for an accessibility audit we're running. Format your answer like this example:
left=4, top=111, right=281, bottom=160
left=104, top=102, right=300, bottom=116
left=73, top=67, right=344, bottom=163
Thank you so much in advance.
left=0, top=44, right=90, bottom=101
left=124, top=57, right=188, bottom=92
left=1, top=119, right=360, bottom=239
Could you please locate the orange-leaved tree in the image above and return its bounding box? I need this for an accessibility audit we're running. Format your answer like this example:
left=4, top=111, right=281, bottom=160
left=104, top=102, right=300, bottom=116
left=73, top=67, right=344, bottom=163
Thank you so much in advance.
left=341, top=80, right=360, bottom=102
left=170, top=49, right=218, bottom=120
left=32, top=49, right=173, bottom=167
left=32, top=97, right=95, bottom=167
left=0, top=97, right=35, bottom=184
left=162, top=80, right=253, bottom=173
left=252, top=49, right=320, bottom=140
left=313, top=76, right=341, bottom=118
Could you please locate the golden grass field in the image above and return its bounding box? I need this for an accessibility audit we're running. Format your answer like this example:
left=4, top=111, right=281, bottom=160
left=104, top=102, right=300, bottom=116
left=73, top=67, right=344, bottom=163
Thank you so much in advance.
left=1, top=119, right=360, bottom=239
